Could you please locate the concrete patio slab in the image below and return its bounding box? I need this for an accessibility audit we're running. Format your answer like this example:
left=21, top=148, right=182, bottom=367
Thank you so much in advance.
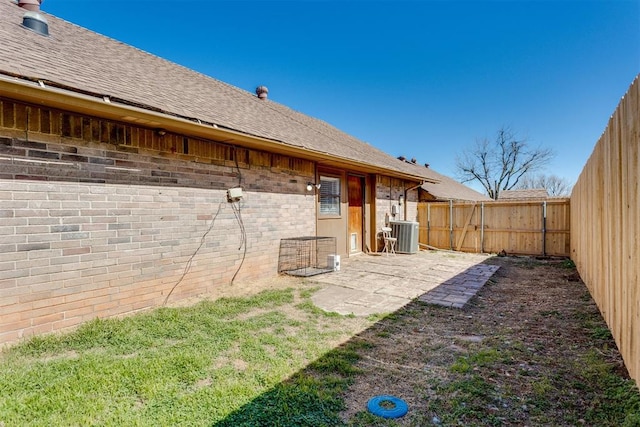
left=309, top=250, right=499, bottom=316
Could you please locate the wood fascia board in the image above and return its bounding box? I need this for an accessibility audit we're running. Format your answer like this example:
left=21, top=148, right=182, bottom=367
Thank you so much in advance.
left=0, top=76, right=434, bottom=182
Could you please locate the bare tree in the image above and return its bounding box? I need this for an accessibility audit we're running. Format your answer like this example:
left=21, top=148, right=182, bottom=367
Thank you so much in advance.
left=455, top=127, right=554, bottom=200
left=516, top=173, right=572, bottom=196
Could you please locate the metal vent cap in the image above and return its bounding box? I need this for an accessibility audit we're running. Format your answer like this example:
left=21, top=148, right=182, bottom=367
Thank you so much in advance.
left=22, top=10, right=49, bottom=36
left=255, top=86, right=268, bottom=100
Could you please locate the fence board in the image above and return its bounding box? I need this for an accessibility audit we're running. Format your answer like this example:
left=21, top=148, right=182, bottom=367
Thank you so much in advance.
left=418, top=199, right=570, bottom=256
left=571, top=75, right=640, bottom=387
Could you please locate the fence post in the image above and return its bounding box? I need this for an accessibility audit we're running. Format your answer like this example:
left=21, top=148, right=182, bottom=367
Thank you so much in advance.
left=427, top=203, right=431, bottom=246
left=542, top=201, right=547, bottom=256
left=481, top=202, right=485, bottom=253
left=449, top=199, right=454, bottom=250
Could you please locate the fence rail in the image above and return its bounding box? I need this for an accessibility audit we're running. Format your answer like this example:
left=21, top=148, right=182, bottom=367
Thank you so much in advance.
left=571, top=75, right=639, bottom=387
left=417, top=199, right=570, bottom=256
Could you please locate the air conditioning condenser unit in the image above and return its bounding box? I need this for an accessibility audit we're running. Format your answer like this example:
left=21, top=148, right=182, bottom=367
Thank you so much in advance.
left=390, top=221, right=419, bottom=254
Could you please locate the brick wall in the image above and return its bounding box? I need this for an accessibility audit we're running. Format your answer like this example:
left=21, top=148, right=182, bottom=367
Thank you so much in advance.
left=0, top=99, right=316, bottom=345
left=0, top=177, right=315, bottom=345
left=405, top=187, right=419, bottom=222
left=0, top=177, right=316, bottom=343
left=375, top=176, right=419, bottom=224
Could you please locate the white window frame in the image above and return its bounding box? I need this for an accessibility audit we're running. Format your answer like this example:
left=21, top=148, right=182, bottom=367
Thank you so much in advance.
left=319, top=176, right=341, bottom=216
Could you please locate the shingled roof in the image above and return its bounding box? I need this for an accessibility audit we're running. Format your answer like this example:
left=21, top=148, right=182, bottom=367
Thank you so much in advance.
left=499, top=189, right=549, bottom=200
left=0, top=0, right=438, bottom=182
left=421, top=169, right=492, bottom=202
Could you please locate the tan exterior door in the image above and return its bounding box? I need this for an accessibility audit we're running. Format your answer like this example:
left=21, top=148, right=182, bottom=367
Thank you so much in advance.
left=348, top=175, right=364, bottom=253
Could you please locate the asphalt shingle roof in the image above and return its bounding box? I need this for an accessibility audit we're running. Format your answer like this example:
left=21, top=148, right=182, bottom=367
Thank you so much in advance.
left=499, top=189, right=549, bottom=200
left=0, top=0, right=438, bottom=181
left=421, top=169, right=491, bottom=202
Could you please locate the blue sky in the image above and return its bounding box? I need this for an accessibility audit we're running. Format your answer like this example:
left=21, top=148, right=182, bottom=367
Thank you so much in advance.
left=43, top=0, right=639, bottom=191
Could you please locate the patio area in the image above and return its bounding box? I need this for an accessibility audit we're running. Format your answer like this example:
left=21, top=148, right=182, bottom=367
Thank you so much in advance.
left=309, top=250, right=500, bottom=316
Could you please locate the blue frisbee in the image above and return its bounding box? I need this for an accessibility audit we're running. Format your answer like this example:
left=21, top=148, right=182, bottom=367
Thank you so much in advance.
left=367, top=395, right=409, bottom=419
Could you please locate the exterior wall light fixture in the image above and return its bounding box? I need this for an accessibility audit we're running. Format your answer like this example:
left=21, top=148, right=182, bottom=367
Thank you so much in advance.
left=306, top=182, right=321, bottom=192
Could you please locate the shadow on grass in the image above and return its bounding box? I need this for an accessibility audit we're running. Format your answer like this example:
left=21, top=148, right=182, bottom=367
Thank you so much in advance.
left=212, top=338, right=368, bottom=427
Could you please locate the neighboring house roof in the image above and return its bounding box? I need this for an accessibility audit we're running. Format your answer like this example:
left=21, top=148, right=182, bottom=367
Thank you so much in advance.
left=499, top=189, right=549, bottom=200
left=420, top=169, right=491, bottom=202
left=0, top=1, right=437, bottom=182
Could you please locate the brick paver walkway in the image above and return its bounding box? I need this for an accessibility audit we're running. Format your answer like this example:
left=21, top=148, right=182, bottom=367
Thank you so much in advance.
left=417, top=263, right=500, bottom=308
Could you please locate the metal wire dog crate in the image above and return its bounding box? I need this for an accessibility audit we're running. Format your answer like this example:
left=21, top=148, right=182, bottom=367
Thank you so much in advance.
left=278, top=236, right=337, bottom=277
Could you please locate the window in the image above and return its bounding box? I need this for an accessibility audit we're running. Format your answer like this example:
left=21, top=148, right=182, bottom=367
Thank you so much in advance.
left=319, top=176, right=340, bottom=215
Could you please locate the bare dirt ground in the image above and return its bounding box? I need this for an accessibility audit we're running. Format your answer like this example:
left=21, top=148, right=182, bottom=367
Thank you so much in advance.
left=339, top=256, right=638, bottom=426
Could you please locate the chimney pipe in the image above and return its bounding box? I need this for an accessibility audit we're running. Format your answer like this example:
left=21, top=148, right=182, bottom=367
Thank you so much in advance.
left=255, top=86, right=268, bottom=100
left=18, top=0, right=42, bottom=11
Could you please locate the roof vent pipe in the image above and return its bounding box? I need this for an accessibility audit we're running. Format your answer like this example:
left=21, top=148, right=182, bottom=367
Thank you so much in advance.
left=18, top=0, right=42, bottom=11
left=18, top=0, right=48, bottom=36
left=22, top=10, right=49, bottom=36
left=255, top=86, right=268, bottom=100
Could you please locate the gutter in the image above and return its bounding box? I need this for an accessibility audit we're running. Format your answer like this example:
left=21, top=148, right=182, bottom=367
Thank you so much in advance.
left=0, top=75, right=437, bottom=183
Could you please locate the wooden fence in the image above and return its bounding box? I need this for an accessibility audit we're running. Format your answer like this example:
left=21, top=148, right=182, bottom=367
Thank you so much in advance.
left=417, top=199, right=571, bottom=256
left=571, top=75, right=640, bottom=386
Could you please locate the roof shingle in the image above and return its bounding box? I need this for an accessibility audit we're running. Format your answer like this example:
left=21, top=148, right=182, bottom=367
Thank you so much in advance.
left=499, top=189, right=549, bottom=200
left=421, top=169, right=491, bottom=202
left=0, top=0, right=438, bottom=181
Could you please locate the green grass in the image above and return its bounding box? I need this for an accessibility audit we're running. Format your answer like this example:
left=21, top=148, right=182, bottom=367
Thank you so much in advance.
left=0, top=288, right=368, bottom=427
left=450, top=348, right=506, bottom=373
left=556, top=258, right=576, bottom=269
left=578, top=349, right=640, bottom=426
left=215, top=343, right=363, bottom=426
left=1, top=268, right=639, bottom=427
